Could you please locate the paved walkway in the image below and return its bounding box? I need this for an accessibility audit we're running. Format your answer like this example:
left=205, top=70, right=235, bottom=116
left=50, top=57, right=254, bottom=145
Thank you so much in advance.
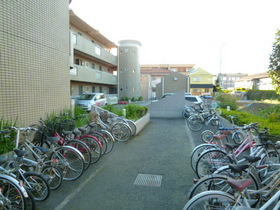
left=38, top=117, right=198, bottom=210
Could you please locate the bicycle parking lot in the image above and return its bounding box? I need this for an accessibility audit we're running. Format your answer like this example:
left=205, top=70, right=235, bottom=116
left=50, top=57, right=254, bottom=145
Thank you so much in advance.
left=37, top=117, right=200, bottom=210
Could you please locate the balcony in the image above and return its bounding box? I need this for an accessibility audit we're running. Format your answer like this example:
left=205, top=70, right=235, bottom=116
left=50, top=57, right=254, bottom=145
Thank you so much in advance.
left=70, top=65, right=117, bottom=85
left=73, top=33, right=117, bottom=66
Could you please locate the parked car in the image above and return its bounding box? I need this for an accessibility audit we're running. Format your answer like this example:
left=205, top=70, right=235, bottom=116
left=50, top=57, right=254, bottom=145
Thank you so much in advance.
left=185, top=95, right=203, bottom=104
left=76, top=93, right=107, bottom=111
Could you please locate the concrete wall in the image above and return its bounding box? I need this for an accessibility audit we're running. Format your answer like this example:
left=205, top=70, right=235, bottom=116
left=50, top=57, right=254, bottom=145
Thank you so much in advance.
left=0, top=1, right=70, bottom=125
left=146, top=90, right=185, bottom=118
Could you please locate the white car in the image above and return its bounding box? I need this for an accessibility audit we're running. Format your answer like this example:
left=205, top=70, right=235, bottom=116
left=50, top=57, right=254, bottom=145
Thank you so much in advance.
left=185, top=95, right=203, bottom=105
left=76, top=93, right=107, bottom=111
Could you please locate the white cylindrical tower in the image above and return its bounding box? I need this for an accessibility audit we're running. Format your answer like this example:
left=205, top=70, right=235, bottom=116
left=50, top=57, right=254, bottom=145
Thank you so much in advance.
left=118, top=40, right=141, bottom=100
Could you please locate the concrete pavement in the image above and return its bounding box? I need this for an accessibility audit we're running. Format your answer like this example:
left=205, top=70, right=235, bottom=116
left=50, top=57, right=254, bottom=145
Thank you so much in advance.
left=37, top=117, right=198, bottom=210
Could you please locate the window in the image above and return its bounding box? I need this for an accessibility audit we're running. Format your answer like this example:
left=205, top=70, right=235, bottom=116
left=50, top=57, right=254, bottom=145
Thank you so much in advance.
left=79, top=86, right=83, bottom=95
left=95, top=45, right=101, bottom=55
left=92, top=86, right=95, bottom=92
left=92, top=63, right=95, bottom=69
left=99, top=66, right=102, bottom=71
left=193, top=77, right=201, bottom=82
left=72, top=33, right=77, bottom=45
left=99, top=87, right=102, bottom=92
left=75, top=59, right=82, bottom=65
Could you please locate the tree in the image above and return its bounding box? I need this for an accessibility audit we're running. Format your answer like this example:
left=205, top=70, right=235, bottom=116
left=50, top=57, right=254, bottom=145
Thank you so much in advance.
left=268, top=29, right=280, bottom=94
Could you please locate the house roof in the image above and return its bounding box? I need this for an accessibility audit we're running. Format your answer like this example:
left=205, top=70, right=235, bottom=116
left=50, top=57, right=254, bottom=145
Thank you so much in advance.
left=141, top=68, right=174, bottom=75
left=236, top=72, right=269, bottom=81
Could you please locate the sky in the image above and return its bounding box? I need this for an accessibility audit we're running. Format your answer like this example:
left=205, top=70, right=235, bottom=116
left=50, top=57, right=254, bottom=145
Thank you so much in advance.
left=69, top=0, right=280, bottom=75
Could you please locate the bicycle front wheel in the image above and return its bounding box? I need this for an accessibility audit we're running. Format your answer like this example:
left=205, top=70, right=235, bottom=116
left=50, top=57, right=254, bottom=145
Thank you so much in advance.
left=201, top=130, right=215, bottom=143
left=50, top=146, right=85, bottom=181
left=23, top=172, right=50, bottom=202
left=187, top=114, right=203, bottom=132
left=196, top=149, right=233, bottom=178
left=183, top=190, right=239, bottom=210
left=0, top=175, right=27, bottom=210
left=97, top=130, right=115, bottom=154
left=41, top=165, right=63, bottom=190
left=111, top=123, right=132, bottom=142
left=232, top=131, right=245, bottom=144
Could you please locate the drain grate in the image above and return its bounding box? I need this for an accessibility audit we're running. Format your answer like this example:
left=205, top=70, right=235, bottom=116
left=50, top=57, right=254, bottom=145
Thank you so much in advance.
left=134, top=173, right=162, bottom=187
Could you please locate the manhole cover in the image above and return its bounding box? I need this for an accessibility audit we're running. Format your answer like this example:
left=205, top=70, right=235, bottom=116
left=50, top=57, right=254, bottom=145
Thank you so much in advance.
left=134, top=173, right=162, bottom=187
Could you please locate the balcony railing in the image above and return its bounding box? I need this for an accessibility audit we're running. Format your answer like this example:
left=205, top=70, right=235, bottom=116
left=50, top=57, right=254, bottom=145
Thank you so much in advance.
left=70, top=65, right=117, bottom=85
left=73, top=33, right=117, bottom=65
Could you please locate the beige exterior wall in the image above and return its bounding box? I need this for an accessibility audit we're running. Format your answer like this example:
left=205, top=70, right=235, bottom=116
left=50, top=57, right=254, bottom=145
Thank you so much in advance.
left=0, top=1, right=70, bottom=125
left=118, top=40, right=142, bottom=99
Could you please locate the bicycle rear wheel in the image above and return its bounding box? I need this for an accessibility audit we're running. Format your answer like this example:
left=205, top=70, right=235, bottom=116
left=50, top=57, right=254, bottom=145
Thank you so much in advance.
left=183, top=190, right=239, bottom=210
left=50, top=146, right=84, bottom=181
left=111, top=123, right=132, bottom=142
left=89, top=132, right=107, bottom=156
left=96, top=130, right=115, bottom=154
left=66, top=140, right=91, bottom=170
left=79, top=136, right=102, bottom=164
left=22, top=172, right=50, bottom=202
left=201, top=130, right=214, bottom=143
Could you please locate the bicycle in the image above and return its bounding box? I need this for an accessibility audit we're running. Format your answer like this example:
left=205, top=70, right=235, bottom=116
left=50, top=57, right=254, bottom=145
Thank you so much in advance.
left=201, top=115, right=245, bottom=144
left=0, top=155, right=31, bottom=210
left=90, top=107, right=132, bottom=142
left=186, top=108, right=221, bottom=132
left=184, top=169, right=280, bottom=210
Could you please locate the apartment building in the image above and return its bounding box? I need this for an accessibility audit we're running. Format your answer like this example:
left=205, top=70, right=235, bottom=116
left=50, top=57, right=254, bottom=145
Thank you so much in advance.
left=218, top=73, right=247, bottom=90
left=0, top=1, right=70, bottom=126
left=69, top=10, right=118, bottom=96
left=235, top=72, right=274, bottom=90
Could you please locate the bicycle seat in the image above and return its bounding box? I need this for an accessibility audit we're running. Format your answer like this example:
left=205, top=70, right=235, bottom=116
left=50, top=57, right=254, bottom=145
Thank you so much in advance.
left=213, top=134, right=226, bottom=140
left=243, top=155, right=261, bottom=163
left=78, top=127, right=87, bottom=133
left=227, top=178, right=252, bottom=192
left=225, top=144, right=239, bottom=150
left=46, top=136, right=60, bottom=144
left=34, top=146, right=50, bottom=154
left=229, top=164, right=249, bottom=175
left=13, top=148, right=29, bottom=158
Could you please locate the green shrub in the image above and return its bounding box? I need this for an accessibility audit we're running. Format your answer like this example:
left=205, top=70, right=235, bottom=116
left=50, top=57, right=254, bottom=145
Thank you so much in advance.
left=220, top=109, right=280, bottom=136
left=247, top=90, right=279, bottom=100
left=0, top=118, right=17, bottom=155
left=214, top=93, right=238, bottom=110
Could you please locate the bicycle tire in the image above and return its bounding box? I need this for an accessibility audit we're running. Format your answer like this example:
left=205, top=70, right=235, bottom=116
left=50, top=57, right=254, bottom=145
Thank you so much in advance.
left=188, top=175, right=234, bottom=199
left=258, top=151, right=280, bottom=182
left=0, top=175, right=27, bottom=210
left=126, top=120, right=137, bottom=136
left=232, top=131, right=245, bottom=144
left=79, top=136, right=102, bottom=164
left=187, top=114, right=204, bottom=132
left=22, top=172, right=50, bottom=202
left=96, top=130, right=115, bottom=154
left=196, top=149, right=233, bottom=178
left=190, top=144, right=224, bottom=173
left=89, top=132, right=107, bottom=156
left=66, top=140, right=91, bottom=170
left=50, top=146, right=84, bottom=181
left=111, top=122, right=132, bottom=142
left=41, top=165, right=63, bottom=190
left=25, top=188, right=36, bottom=210
left=183, top=190, right=240, bottom=210
left=201, top=130, right=215, bottom=143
